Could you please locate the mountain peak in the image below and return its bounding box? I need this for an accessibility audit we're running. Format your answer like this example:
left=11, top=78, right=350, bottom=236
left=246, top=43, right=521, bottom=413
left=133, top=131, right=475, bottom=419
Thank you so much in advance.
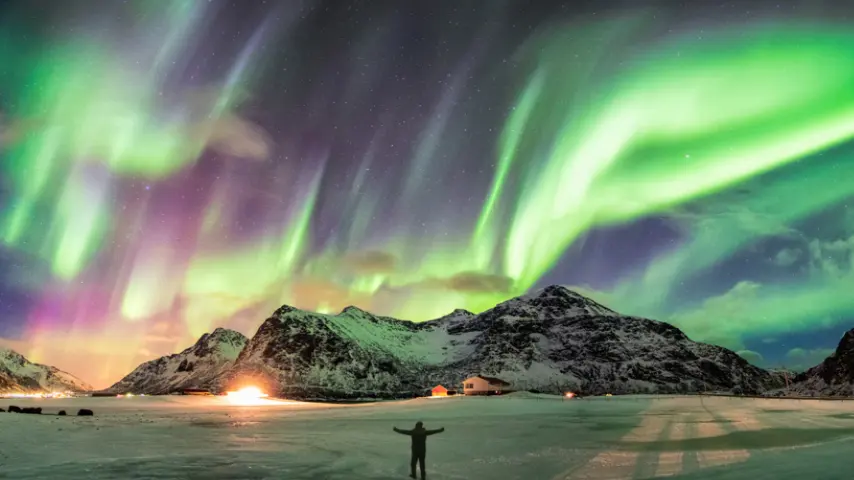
left=107, top=328, right=249, bottom=395
left=185, top=329, right=248, bottom=360
left=341, top=305, right=370, bottom=316
left=836, top=328, right=854, bottom=353
left=507, top=284, right=619, bottom=317
left=208, top=327, right=246, bottom=341
left=0, top=346, right=23, bottom=359
left=273, top=304, right=300, bottom=316
left=788, top=328, right=854, bottom=396
left=523, top=285, right=585, bottom=300
left=424, top=308, right=475, bottom=327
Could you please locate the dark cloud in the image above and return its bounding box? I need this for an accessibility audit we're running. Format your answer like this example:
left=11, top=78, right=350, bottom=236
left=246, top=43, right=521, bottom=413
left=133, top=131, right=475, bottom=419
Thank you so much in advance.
left=0, top=114, right=39, bottom=147
left=291, top=279, right=352, bottom=309
left=394, top=271, right=514, bottom=294
left=289, top=278, right=374, bottom=313
left=785, top=347, right=835, bottom=372
left=736, top=349, right=765, bottom=367
left=206, top=114, right=272, bottom=160
left=772, top=247, right=801, bottom=267
left=342, top=251, right=398, bottom=274
left=445, top=271, right=514, bottom=293
left=808, top=235, right=854, bottom=279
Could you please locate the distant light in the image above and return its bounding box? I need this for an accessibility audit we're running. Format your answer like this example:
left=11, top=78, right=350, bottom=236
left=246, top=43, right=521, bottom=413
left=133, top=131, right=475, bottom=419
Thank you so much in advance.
left=1, top=391, right=74, bottom=399
left=564, top=392, right=575, bottom=398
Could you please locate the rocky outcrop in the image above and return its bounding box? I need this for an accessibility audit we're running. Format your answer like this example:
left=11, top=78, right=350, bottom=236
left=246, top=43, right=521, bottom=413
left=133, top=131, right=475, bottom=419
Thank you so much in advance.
left=789, top=329, right=854, bottom=396
left=105, top=328, right=247, bottom=395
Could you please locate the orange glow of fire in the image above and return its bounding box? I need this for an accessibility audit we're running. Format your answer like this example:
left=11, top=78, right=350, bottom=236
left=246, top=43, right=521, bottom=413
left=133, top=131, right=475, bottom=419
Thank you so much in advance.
left=564, top=392, right=575, bottom=398
left=224, top=386, right=269, bottom=405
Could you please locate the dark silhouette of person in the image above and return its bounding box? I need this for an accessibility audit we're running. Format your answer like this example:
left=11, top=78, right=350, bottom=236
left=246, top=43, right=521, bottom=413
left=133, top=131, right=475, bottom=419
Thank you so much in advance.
left=393, top=421, right=444, bottom=479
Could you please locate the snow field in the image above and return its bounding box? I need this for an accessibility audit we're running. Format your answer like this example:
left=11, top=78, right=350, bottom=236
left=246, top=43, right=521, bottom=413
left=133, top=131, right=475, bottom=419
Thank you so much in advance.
left=1, top=394, right=854, bottom=479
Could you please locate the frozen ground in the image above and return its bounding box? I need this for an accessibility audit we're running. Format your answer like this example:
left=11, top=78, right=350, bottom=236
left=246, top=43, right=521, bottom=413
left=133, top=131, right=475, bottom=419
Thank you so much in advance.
left=2, top=394, right=854, bottom=479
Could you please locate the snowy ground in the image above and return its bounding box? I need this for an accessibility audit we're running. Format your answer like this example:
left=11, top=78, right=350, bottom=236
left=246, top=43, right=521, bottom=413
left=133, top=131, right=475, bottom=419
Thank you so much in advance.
left=2, top=394, right=854, bottom=479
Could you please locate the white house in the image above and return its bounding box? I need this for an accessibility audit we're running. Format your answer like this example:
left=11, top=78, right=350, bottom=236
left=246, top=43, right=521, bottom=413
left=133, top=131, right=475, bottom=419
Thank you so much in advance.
left=461, top=376, right=511, bottom=396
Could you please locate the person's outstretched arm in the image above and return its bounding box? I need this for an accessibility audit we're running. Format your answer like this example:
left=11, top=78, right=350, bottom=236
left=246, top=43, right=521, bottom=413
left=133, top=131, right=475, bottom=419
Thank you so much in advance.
left=393, top=427, right=413, bottom=435
left=425, top=427, right=445, bottom=435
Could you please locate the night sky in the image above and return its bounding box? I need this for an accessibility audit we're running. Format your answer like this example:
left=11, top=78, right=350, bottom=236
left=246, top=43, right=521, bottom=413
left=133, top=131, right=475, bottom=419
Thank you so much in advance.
left=1, top=0, right=853, bottom=388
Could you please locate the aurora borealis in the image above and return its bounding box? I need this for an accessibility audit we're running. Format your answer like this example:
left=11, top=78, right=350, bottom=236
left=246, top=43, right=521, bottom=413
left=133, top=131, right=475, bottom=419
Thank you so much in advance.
left=1, top=0, right=853, bottom=388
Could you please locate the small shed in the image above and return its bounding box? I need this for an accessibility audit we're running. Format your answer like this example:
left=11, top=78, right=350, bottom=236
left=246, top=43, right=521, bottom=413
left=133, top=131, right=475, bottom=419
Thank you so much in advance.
left=431, top=385, right=448, bottom=397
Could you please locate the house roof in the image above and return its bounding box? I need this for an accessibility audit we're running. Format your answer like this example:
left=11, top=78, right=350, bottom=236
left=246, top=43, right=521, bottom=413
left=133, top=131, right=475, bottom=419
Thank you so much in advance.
left=432, top=385, right=448, bottom=391
left=463, top=375, right=511, bottom=386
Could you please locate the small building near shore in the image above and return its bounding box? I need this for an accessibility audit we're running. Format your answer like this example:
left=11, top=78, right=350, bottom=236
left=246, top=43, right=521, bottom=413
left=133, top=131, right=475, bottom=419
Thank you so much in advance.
left=461, top=376, right=511, bottom=396
left=92, top=392, right=120, bottom=397
left=431, top=385, right=448, bottom=397
left=181, top=388, right=212, bottom=396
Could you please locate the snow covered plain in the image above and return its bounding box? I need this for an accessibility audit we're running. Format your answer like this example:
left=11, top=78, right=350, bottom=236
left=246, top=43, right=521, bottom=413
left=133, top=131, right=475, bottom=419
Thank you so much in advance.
left=2, top=394, right=854, bottom=479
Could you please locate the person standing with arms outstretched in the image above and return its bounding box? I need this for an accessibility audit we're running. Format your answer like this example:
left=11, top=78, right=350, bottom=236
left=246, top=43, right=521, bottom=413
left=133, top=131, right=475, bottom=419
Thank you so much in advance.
left=393, top=421, right=445, bottom=479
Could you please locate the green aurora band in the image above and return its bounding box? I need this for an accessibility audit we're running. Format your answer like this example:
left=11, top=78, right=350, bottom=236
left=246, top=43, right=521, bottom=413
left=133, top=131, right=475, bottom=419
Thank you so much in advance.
left=490, top=21, right=854, bottom=347
left=0, top=2, right=261, bottom=281
left=502, top=22, right=854, bottom=290
left=2, top=11, right=854, bottom=361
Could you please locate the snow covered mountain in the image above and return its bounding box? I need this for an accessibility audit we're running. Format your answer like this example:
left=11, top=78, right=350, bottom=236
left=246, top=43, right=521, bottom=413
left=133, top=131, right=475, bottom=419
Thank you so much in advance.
left=789, top=329, right=854, bottom=396
left=0, top=347, right=93, bottom=393
left=221, top=285, right=780, bottom=398
left=106, top=328, right=247, bottom=395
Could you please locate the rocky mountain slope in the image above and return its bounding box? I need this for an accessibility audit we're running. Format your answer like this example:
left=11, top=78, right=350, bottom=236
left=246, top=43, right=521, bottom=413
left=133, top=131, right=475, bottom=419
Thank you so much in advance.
left=0, top=347, right=93, bottom=393
left=219, top=285, right=780, bottom=398
left=789, top=329, right=854, bottom=396
left=107, top=328, right=247, bottom=395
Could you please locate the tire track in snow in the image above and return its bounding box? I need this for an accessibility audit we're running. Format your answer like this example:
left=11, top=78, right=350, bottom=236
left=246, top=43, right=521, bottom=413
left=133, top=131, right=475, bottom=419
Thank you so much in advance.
left=632, top=415, right=675, bottom=479
left=693, top=409, right=750, bottom=471
left=652, top=413, right=687, bottom=478
left=553, top=401, right=669, bottom=479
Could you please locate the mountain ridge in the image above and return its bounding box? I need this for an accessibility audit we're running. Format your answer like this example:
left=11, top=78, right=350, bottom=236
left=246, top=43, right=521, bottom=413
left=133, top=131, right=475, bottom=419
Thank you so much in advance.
left=107, top=285, right=786, bottom=398
left=0, top=347, right=93, bottom=393
left=220, top=285, right=780, bottom=398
